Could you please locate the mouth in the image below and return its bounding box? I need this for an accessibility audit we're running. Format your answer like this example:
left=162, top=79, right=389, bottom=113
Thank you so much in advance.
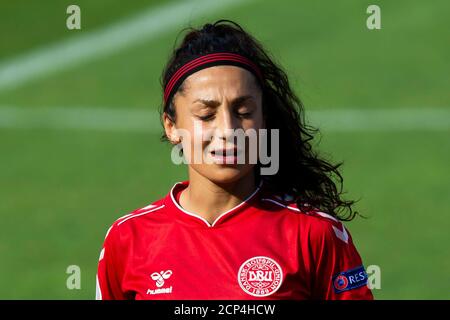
left=210, top=148, right=243, bottom=164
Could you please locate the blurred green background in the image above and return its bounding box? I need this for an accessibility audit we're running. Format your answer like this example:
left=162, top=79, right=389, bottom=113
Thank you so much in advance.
left=0, top=0, right=449, bottom=299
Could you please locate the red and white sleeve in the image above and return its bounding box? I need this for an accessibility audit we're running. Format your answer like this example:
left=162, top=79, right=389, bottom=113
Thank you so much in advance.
left=309, top=215, right=374, bottom=300
left=96, top=224, right=127, bottom=300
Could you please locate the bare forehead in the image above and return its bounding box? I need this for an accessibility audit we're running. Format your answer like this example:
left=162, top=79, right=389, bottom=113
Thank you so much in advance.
left=181, top=65, right=260, bottom=93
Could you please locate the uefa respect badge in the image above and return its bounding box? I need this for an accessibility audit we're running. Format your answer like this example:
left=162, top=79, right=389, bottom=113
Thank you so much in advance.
left=332, top=265, right=368, bottom=293
left=238, top=256, right=283, bottom=297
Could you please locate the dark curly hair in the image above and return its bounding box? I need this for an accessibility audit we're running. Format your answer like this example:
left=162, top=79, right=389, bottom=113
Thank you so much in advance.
left=160, top=20, right=358, bottom=221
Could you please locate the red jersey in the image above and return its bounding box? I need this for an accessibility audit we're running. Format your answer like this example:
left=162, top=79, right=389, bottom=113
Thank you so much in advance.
left=96, top=180, right=373, bottom=300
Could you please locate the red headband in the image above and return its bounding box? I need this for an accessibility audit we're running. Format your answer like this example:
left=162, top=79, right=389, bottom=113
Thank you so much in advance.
left=163, top=52, right=263, bottom=105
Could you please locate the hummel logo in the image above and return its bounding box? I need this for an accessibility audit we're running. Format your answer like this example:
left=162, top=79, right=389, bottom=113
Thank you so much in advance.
left=147, top=270, right=173, bottom=295
left=151, top=270, right=173, bottom=288
left=332, top=225, right=349, bottom=244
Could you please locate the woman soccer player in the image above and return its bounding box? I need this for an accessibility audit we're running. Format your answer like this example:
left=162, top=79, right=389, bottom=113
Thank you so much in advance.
left=96, top=20, right=373, bottom=300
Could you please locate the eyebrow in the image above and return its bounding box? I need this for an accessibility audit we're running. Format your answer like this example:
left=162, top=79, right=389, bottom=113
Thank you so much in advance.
left=193, top=95, right=254, bottom=108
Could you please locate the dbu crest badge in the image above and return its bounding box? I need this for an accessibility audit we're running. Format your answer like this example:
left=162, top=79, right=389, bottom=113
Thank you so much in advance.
left=238, top=256, right=283, bottom=297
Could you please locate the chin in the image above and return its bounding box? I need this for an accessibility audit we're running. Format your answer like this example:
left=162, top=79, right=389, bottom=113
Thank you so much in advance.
left=195, top=164, right=255, bottom=185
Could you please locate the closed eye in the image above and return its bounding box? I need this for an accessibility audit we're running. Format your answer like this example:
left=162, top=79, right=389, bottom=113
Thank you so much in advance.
left=237, top=111, right=252, bottom=118
left=197, top=113, right=215, bottom=121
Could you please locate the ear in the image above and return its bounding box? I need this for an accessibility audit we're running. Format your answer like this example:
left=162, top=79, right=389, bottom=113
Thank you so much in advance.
left=163, top=112, right=181, bottom=144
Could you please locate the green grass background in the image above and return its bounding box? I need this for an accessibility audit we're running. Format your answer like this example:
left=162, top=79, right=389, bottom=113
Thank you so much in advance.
left=0, top=0, right=449, bottom=299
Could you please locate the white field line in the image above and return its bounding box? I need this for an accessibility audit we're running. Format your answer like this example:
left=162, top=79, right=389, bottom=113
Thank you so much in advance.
left=306, top=108, right=450, bottom=132
left=0, top=0, right=249, bottom=92
left=0, top=106, right=449, bottom=132
left=0, top=106, right=160, bottom=132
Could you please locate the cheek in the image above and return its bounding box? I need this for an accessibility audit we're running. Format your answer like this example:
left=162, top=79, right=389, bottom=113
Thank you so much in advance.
left=178, top=120, right=213, bottom=161
left=244, top=110, right=264, bottom=131
left=190, top=120, right=214, bottom=148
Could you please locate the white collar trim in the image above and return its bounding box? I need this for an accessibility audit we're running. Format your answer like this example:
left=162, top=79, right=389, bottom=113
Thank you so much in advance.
left=170, top=180, right=262, bottom=227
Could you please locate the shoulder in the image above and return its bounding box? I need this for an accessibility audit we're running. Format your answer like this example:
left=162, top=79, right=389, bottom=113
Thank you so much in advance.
left=101, top=197, right=166, bottom=243
left=259, top=191, right=350, bottom=245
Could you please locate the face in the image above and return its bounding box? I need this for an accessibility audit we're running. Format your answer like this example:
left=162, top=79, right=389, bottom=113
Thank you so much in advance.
left=163, top=65, right=264, bottom=184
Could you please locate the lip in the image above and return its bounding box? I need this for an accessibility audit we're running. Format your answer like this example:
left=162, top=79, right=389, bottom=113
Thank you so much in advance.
left=209, top=148, right=243, bottom=164
left=210, top=148, right=241, bottom=156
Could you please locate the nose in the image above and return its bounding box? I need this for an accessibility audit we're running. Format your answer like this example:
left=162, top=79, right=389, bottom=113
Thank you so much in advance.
left=216, top=108, right=239, bottom=141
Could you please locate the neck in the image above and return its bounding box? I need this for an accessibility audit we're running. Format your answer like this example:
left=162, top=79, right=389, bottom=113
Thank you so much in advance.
left=179, top=169, right=258, bottom=225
